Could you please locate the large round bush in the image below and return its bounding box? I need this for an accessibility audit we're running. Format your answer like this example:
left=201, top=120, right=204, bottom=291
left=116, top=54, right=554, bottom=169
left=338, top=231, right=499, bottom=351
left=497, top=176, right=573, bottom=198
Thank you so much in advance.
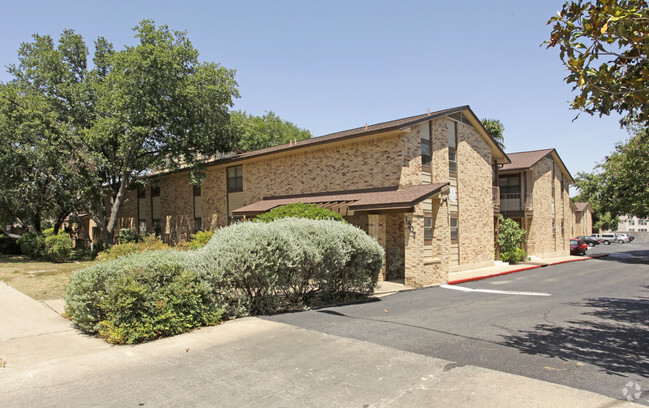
left=65, top=250, right=219, bottom=340
left=196, top=218, right=383, bottom=316
left=44, top=233, right=72, bottom=263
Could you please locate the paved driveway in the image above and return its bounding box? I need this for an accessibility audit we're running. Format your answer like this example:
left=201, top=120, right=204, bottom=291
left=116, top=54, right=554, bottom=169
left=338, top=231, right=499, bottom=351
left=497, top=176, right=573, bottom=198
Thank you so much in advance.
left=266, top=242, right=649, bottom=404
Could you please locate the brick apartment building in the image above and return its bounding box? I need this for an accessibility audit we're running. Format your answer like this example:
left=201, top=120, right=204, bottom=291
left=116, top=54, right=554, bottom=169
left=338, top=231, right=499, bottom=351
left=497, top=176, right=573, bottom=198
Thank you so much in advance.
left=110, top=105, right=509, bottom=287
left=573, top=202, right=594, bottom=237
left=498, top=148, right=575, bottom=259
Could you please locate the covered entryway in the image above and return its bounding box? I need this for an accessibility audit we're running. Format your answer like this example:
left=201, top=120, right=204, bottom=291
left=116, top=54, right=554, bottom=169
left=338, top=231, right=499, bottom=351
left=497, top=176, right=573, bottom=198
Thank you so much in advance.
left=232, top=183, right=450, bottom=287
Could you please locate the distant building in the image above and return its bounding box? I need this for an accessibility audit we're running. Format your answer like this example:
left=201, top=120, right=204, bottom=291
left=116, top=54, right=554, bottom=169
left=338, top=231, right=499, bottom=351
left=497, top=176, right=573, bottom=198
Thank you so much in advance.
left=618, top=215, right=649, bottom=232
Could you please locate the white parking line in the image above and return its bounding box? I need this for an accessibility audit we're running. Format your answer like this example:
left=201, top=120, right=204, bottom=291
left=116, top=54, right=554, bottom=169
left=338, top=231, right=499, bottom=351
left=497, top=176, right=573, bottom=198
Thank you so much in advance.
left=440, top=284, right=552, bottom=296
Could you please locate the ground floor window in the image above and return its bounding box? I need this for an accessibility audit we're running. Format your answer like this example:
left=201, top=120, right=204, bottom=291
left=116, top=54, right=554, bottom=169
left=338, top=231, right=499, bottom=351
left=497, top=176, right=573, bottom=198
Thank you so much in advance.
left=138, top=220, right=147, bottom=234
left=153, top=219, right=161, bottom=236
left=424, top=216, right=433, bottom=241
left=194, top=218, right=202, bottom=232
left=450, top=216, right=459, bottom=241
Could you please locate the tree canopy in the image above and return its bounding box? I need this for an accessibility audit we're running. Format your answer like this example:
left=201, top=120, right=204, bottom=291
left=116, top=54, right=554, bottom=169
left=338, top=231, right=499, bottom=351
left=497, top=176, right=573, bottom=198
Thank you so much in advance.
left=231, top=110, right=311, bottom=152
left=571, top=171, right=619, bottom=231
left=480, top=118, right=505, bottom=150
left=0, top=20, right=240, bottom=243
left=546, top=0, right=649, bottom=129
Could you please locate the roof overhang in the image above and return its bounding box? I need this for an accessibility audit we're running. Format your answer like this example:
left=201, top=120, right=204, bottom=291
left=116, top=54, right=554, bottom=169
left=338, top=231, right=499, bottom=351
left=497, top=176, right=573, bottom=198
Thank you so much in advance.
left=232, top=183, right=449, bottom=217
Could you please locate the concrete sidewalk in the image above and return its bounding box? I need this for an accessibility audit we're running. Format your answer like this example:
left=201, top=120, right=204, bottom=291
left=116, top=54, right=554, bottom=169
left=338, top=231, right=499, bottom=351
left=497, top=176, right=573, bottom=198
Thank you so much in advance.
left=0, top=280, right=637, bottom=407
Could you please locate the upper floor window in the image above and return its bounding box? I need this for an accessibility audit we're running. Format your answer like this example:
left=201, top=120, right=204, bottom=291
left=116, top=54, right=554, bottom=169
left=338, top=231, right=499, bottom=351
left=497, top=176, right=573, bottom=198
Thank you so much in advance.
left=151, top=181, right=161, bottom=197
left=227, top=166, right=243, bottom=192
left=421, top=141, right=431, bottom=167
left=448, top=120, right=457, bottom=174
left=640, top=219, right=647, bottom=225
left=630, top=219, right=636, bottom=225
left=137, top=184, right=146, bottom=198
left=499, top=175, right=521, bottom=195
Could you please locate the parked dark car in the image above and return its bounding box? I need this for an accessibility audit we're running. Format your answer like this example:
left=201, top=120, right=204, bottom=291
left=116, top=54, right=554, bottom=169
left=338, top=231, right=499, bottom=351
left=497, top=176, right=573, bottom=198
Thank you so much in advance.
left=570, top=239, right=588, bottom=256
left=576, top=235, right=600, bottom=247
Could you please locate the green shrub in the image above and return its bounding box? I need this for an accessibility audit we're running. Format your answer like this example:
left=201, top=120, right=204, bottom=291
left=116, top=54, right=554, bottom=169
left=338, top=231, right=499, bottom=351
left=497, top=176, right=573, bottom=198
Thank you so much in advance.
left=116, top=228, right=141, bottom=244
left=95, top=234, right=170, bottom=262
left=17, top=232, right=46, bottom=260
left=187, top=230, right=214, bottom=250
left=66, top=250, right=216, bottom=334
left=255, top=202, right=346, bottom=223
left=43, top=228, right=55, bottom=237
left=0, top=234, right=21, bottom=254
left=497, top=215, right=526, bottom=261
left=44, top=233, right=72, bottom=263
left=66, top=218, right=382, bottom=343
left=500, top=248, right=528, bottom=264
left=97, top=261, right=221, bottom=344
left=70, top=248, right=97, bottom=261
left=196, top=218, right=383, bottom=316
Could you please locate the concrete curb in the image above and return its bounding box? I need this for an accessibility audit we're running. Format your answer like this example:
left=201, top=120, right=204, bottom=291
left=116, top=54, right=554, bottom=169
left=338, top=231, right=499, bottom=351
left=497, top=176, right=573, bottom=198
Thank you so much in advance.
left=448, top=254, right=609, bottom=285
left=448, top=265, right=543, bottom=285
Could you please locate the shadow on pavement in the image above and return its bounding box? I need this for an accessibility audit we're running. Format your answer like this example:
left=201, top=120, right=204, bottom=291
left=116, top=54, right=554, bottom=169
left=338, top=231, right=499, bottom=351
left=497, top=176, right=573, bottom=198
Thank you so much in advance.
left=501, top=291, right=649, bottom=377
left=589, top=244, right=649, bottom=265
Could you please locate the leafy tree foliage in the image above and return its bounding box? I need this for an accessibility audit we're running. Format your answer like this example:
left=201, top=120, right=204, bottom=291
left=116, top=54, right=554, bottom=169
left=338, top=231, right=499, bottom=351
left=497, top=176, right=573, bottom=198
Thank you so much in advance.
left=1, top=20, right=240, bottom=244
left=546, top=1, right=649, bottom=129
left=231, top=110, right=311, bottom=152
left=481, top=118, right=505, bottom=150
left=599, top=131, right=649, bottom=218
left=572, top=171, right=619, bottom=231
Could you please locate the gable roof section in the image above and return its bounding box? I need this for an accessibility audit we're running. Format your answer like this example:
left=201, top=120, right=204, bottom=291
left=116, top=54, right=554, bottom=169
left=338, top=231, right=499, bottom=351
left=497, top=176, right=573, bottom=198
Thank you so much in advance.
left=217, top=105, right=510, bottom=167
left=574, top=202, right=593, bottom=213
left=500, top=148, right=575, bottom=184
left=232, top=183, right=449, bottom=216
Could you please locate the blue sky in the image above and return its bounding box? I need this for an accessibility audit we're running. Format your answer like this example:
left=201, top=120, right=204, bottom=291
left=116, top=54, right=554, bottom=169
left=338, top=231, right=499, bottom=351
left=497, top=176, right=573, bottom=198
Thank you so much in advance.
left=1, top=0, right=630, bottom=188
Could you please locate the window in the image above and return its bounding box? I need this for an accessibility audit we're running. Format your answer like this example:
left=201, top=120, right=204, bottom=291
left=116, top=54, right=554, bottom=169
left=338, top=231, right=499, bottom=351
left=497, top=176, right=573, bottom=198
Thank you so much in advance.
left=137, top=185, right=146, bottom=198
left=151, top=181, right=160, bottom=197
left=639, top=219, right=646, bottom=225
left=194, top=218, right=202, bottom=232
left=552, top=220, right=556, bottom=236
left=138, top=220, right=147, bottom=234
left=499, top=175, right=521, bottom=195
left=450, top=216, right=459, bottom=240
left=227, top=166, right=243, bottom=192
left=561, top=220, right=564, bottom=235
left=630, top=228, right=635, bottom=231
left=152, top=219, right=162, bottom=236
left=630, top=219, right=636, bottom=225
left=424, top=216, right=433, bottom=241
left=448, top=120, right=457, bottom=174
left=421, top=142, right=431, bottom=167
left=640, top=228, right=647, bottom=232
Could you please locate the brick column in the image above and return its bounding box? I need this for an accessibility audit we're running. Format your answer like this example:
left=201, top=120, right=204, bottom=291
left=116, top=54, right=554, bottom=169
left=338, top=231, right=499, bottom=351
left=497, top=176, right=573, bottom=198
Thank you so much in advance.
left=368, top=214, right=387, bottom=281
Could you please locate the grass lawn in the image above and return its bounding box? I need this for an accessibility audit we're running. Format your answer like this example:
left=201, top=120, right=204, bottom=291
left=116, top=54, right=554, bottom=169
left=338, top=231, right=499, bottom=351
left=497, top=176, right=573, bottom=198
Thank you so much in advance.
left=0, top=255, right=92, bottom=302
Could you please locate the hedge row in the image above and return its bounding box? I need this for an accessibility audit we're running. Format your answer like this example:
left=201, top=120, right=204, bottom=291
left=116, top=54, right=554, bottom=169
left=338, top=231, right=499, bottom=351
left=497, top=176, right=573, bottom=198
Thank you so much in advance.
left=65, top=218, right=384, bottom=343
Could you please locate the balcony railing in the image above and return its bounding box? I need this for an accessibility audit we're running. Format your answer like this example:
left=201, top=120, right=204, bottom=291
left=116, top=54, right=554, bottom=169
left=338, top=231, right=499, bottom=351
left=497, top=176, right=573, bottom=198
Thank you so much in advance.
left=500, top=192, right=533, bottom=212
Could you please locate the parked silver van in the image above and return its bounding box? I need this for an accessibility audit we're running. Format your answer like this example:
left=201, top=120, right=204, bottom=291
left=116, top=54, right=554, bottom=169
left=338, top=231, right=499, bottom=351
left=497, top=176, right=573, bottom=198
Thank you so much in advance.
left=591, top=233, right=617, bottom=245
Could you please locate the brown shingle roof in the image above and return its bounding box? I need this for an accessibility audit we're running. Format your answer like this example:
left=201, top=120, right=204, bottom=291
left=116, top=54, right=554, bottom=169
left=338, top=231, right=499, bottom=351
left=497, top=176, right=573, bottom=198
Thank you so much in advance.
left=574, top=202, right=591, bottom=212
left=499, top=149, right=555, bottom=171
left=217, top=105, right=509, bottom=166
left=232, top=183, right=449, bottom=216
left=500, top=148, right=575, bottom=184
